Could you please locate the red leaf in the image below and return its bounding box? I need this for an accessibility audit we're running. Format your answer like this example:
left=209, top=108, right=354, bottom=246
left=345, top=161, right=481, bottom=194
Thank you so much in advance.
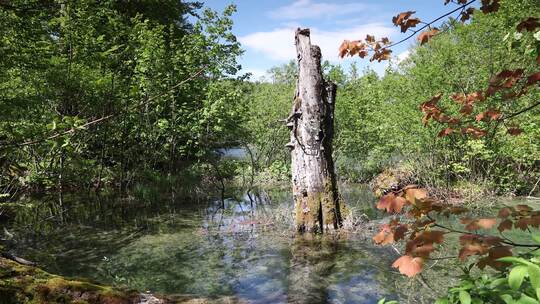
left=338, top=40, right=350, bottom=58
left=459, top=241, right=489, bottom=261
left=460, top=7, right=475, bottom=22
left=476, top=109, right=501, bottom=122
left=516, top=204, right=532, bottom=212
left=377, top=194, right=408, bottom=213
left=346, top=40, right=365, bottom=57
left=460, top=104, right=473, bottom=115
left=477, top=246, right=512, bottom=269
left=414, top=230, right=446, bottom=244
left=392, top=11, right=415, bottom=26
left=467, top=91, right=485, bottom=103
left=507, top=127, right=523, bottom=136
left=365, top=34, right=375, bottom=43
left=515, top=217, right=531, bottom=230
left=497, top=207, right=513, bottom=218
left=417, top=28, right=439, bottom=45
left=373, top=228, right=394, bottom=245
left=527, top=72, right=540, bottom=86
left=392, top=255, right=423, bottom=277
left=377, top=194, right=395, bottom=211
left=402, top=18, right=421, bottom=33
left=462, top=218, right=497, bottom=231
left=394, top=224, right=408, bottom=241
left=451, top=93, right=466, bottom=104
left=498, top=219, right=513, bottom=232
left=461, top=126, right=487, bottom=138
left=480, top=0, right=500, bottom=13
left=404, top=188, right=428, bottom=204
left=517, top=17, right=540, bottom=32
left=391, top=196, right=408, bottom=213
left=438, top=128, right=453, bottom=137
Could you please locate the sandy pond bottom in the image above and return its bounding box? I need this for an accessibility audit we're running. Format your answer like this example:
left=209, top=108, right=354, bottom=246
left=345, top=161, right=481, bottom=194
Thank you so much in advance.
left=7, top=185, right=415, bottom=304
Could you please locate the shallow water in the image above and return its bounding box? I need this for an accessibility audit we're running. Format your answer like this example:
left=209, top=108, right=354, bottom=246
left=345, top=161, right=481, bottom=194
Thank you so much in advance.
left=5, top=185, right=411, bottom=303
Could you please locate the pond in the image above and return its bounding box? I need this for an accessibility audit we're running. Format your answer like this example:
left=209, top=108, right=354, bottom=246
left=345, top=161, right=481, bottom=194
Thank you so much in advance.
left=3, top=184, right=422, bottom=303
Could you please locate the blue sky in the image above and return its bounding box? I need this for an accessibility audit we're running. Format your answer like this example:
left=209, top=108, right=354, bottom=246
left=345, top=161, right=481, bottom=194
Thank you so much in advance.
left=203, top=0, right=467, bottom=79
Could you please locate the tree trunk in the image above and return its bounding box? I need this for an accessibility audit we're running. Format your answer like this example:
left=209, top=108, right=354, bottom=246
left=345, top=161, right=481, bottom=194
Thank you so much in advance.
left=287, top=28, right=345, bottom=233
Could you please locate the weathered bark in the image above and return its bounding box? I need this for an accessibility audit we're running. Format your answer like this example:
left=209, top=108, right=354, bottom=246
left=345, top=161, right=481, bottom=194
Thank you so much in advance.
left=287, top=28, right=345, bottom=233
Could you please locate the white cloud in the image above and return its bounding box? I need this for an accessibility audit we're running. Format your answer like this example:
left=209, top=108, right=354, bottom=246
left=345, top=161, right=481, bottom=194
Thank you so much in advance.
left=269, top=0, right=370, bottom=20
left=244, top=68, right=268, bottom=81
left=239, top=24, right=396, bottom=63
left=396, top=50, right=411, bottom=63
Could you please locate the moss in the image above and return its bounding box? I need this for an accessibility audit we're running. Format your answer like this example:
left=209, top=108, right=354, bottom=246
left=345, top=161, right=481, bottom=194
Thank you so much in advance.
left=294, top=179, right=348, bottom=232
left=0, top=257, right=154, bottom=304
left=370, top=165, right=416, bottom=198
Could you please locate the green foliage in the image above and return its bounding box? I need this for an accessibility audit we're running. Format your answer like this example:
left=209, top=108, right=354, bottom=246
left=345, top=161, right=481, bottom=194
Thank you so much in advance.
left=331, top=0, right=539, bottom=194
left=0, top=1, right=247, bottom=193
left=438, top=248, right=540, bottom=304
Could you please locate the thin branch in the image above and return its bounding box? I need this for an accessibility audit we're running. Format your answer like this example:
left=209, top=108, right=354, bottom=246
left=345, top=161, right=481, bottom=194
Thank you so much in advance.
left=386, top=0, right=477, bottom=49
left=503, top=100, right=540, bottom=121
left=0, top=66, right=207, bottom=150
left=432, top=222, right=540, bottom=248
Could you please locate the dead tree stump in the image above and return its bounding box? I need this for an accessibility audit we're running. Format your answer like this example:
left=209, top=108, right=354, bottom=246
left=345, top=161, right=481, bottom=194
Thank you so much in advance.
left=286, top=28, right=345, bottom=233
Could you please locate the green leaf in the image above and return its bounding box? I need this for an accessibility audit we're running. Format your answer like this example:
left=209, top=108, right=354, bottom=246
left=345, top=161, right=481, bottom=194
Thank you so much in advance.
left=532, top=233, right=540, bottom=244
left=509, top=266, right=529, bottom=290
left=459, top=290, right=471, bottom=304
left=529, top=265, right=540, bottom=289
left=501, top=294, right=515, bottom=304
left=491, top=278, right=508, bottom=288
left=517, top=293, right=539, bottom=304
left=500, top=257, right=535, bottom=267
left=435, top=299, right=449, bottom=304
left=536, top=287, right=540, bottom=300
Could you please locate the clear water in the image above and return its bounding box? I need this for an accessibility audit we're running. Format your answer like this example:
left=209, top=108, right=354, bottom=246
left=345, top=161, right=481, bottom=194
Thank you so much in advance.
left=4, top=185, right=412, bottom=303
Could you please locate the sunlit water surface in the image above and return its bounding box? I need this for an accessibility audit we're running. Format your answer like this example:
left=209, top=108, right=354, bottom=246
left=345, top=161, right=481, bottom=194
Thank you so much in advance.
left=6, top=185, right=419, bottom=303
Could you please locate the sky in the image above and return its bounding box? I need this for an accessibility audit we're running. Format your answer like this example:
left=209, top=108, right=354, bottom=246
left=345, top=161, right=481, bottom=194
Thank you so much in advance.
left=203, top=0, right=466, bottom=80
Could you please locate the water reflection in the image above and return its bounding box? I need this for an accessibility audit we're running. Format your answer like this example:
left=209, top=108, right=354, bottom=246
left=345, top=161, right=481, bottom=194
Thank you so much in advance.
left=4, top=185, right=405, bottom=303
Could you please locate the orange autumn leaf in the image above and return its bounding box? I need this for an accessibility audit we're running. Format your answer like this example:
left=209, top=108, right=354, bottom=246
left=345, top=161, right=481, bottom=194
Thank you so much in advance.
left=438, top=127, right=454, bottom=137
left=461, top=126, right=487, bottom=138
left=477, top=246, right=512, bottom=269
left=517, top=17, right=540, bottom=32
left=418, top=28, right=439, bottom=45
left=460, top=7, right=475, bottom=22
left=392, top=11, right=415, bottom=26
left=377, top=193, right=408, bottom=213
left=476, top=109, right=502, bottom=122
left=392, top=255, right=423, bottom=277
left=498, top=207, right=513, bottom=218
left=460, top=104, right=473, bottom=115
left=498, top=219, right=513, bottom=232
left=394, top=224, right=408, bottom=242
left=338, top=40, right=350, bottom=58
left=402, top=18, right=421, bottom=33
left=461, top=218, right=497, bottom=231
left=480, top=0, right=500, bottom=14
left=414, top=230, right=446, bottom=244
left=373, top=228, right=394, bottom=245
left=507, top=127, right=523, bottom=136
left=377, top=193, right=395, bottom=210
left=365, top=34, right=375, bottom=43
left=405, top=188, right=428, bottom=204
left=392, top=11, right=421, bottom=33
left=516, top=204, right=532, bottom=212
left=527, top=72, right=540, bottom=86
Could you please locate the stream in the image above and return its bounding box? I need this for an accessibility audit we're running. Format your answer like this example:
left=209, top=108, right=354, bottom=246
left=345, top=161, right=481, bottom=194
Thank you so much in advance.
left=4, top=184, right=424, bottom=303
